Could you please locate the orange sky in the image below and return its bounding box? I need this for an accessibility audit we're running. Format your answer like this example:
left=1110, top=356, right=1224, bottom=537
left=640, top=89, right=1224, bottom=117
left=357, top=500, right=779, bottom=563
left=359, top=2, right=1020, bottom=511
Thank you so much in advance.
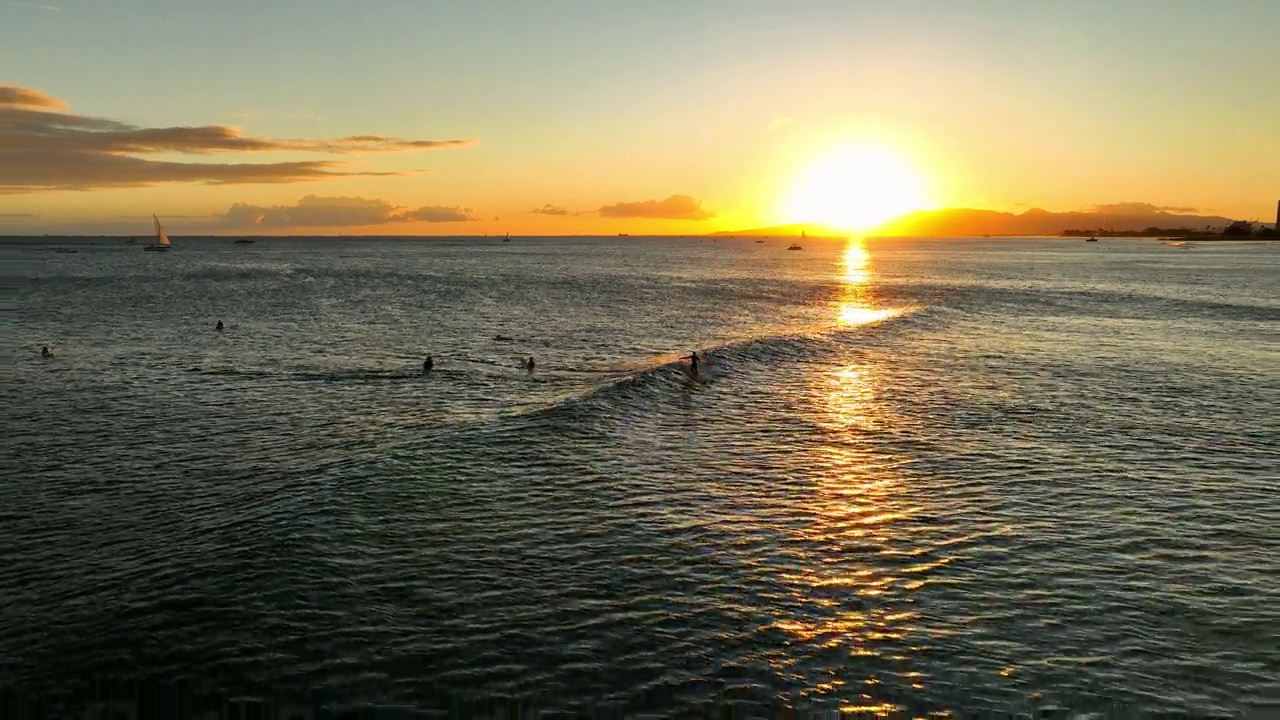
left=3, top=2, right=1277, bottom=235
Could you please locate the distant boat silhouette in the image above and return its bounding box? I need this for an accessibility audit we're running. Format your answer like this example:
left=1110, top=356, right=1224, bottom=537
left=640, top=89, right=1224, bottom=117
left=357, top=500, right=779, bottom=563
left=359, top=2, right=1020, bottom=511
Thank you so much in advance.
left=504, top=231, right=511, bottom=242
left=1086, top=237, right=1098, bottom=242
left=143, top=215, right=171, bottom=252
left=787, top=243, right=803, bottom=250
left=234, top=238, right=255, bottom=244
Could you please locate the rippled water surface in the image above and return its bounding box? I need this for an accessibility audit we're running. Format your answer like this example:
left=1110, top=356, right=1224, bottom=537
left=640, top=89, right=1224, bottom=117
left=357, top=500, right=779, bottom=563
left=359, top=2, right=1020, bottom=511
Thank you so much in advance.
left=3, top=236, right=1278, bottom=717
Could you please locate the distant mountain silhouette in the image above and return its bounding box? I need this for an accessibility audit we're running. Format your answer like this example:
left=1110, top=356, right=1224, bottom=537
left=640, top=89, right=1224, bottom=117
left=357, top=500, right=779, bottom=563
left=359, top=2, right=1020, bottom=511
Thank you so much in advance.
left=714, top=206, right=1236, bottom=238
left=873, top=206, right=1234, bottom=237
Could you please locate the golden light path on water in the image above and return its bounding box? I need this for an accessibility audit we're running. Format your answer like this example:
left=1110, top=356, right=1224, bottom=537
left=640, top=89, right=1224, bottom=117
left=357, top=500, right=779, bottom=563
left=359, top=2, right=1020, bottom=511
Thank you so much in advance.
left=836, top=239, right=900, bottom=329
left=770, top=238, right=941, bottom=716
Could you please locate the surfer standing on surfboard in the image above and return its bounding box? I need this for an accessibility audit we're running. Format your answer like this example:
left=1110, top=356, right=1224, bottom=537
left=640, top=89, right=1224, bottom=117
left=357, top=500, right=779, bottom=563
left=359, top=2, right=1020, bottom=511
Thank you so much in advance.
left=686, top=351, right=700, bottom=378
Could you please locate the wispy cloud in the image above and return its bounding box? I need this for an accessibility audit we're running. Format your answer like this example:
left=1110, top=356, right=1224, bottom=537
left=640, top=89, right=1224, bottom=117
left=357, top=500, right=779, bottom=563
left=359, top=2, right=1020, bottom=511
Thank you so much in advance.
left=220, top=195, right=478, bottom=228
left=529, top=203, right=572, bottom=216
left=7, top=2, right=62, bottom=11
left=1, top=85, right=475, bottom=193
left=598, top=194, right=715, bottom=220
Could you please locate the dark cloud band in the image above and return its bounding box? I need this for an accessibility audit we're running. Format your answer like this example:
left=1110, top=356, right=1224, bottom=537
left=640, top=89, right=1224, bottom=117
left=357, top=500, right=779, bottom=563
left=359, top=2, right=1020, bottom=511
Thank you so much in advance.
left=0, top=85, right=474, bottom=193
left=221, top=195, right=477, bottom=227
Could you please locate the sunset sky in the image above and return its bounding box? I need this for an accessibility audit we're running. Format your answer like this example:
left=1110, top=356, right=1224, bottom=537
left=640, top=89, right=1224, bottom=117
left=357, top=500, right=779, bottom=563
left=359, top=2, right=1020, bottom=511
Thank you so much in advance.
left=3, top=0, right=1277, bottom=236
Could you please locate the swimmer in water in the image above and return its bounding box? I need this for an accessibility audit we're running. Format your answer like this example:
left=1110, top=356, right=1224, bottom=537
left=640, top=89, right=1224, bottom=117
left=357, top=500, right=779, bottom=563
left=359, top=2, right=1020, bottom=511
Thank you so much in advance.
left=423, top=355, right=434, bottom=373
left=41, top=346, right=53, bottom=359
left=525, top=356, right=535, bottom=373
left=215, top=319, right=224, bottom=331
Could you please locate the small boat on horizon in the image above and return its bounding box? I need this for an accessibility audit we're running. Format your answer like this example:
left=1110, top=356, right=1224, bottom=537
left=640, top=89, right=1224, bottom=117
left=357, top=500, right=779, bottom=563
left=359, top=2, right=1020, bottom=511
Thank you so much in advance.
left=787, top=244, right=803, bottom=250
left=1086, top=237, right=1098, bottom=242
left=144, top=215, right=171, bottom=252
left=234, top=238, right=255, bottom=244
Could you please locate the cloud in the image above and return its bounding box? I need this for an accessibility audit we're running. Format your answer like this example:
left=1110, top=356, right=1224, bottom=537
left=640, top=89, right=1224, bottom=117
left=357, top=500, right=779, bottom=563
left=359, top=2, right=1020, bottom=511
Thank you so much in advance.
left=598, top=194, right=715, bottom=220
left=219, top=195, right=477, bottom=228
left=0, top=152, right=400, bottom=195
left=0, top=85, right=474, bottom=192
left=404, top=205, right=477, bottom=223
left=1088, top=202, right=1199, bottom=215
left=8, top=2, right=62, bottom=10
left=223, top=196, right=400, bottom=227
left=530, top=203, right=571, bottom=216
left=0, top=86, right=65, bottom=109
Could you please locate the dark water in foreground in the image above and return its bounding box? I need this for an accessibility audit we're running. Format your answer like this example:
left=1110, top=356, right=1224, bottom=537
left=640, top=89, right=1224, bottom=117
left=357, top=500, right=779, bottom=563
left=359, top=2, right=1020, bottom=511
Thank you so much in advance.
left=3, top=236, right=1278, bottom=718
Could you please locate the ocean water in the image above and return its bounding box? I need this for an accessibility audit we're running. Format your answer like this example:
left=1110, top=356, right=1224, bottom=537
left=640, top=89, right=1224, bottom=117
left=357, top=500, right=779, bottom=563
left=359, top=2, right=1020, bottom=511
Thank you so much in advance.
left=2, top=235, right=1278, bottom=718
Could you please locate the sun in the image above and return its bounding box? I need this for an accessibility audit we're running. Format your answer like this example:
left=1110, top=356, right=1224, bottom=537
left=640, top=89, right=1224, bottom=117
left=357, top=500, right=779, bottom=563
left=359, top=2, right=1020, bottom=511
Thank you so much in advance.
left=783, top=144, right=931, bottom=231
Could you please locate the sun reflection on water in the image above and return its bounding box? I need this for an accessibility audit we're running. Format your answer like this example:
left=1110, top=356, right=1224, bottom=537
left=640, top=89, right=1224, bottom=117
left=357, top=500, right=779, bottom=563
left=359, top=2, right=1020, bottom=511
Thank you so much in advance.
left=836, top=238, right=901, bottom=329
left=763, top=237, right=936, bottom=715
left=768, top=437, right=926, bottom=714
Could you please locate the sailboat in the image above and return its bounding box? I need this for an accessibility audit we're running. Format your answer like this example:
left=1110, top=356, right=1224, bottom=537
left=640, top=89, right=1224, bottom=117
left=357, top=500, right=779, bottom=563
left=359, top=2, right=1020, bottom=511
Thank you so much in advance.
left=503, top=231, right=511, bottom=242
left=788, top=230, right=804, bottom=251
left=144, top=215, right=171, bottom=252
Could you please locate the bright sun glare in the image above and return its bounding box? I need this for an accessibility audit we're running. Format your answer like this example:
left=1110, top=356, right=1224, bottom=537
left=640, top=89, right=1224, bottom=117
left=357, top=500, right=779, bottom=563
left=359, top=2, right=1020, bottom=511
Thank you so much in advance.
left=784, top=144, right=931, bottom=231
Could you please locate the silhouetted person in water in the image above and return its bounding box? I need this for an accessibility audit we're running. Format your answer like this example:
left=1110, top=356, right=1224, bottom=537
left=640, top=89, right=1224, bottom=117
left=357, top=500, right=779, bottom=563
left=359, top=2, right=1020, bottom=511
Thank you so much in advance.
left=41, top=346, right=52, bottom=359
left=525, top=356, right=535, bottom=373
left=686, top=350, right=700, bottom=377
left=423, top=355, right=434, bottom=373
left=215, top=319, right=224, bottom=331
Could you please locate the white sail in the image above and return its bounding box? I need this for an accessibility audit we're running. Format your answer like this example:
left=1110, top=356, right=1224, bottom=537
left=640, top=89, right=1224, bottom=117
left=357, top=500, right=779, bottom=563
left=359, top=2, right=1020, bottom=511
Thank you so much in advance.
left=153, top=215, right=171, bottom=246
